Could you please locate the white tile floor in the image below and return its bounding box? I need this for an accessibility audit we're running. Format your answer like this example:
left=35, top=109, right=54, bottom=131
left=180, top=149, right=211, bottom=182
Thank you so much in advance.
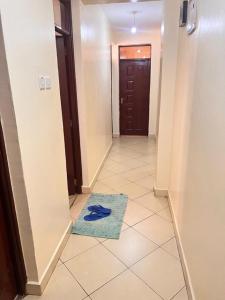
left=25, top=136, right=188, bottom=300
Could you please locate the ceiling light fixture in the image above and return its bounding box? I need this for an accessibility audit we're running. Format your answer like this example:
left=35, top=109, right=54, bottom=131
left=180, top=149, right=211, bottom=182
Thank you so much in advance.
left=131, top=11, right=138, bottom=34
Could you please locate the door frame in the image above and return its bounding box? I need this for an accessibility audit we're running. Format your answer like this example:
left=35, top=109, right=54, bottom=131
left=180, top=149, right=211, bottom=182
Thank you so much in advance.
left=119, top=44, right=151, bottom=136
left=0, top=123, right=26, bottom=296
left=55, top=0, right=83, bottom=194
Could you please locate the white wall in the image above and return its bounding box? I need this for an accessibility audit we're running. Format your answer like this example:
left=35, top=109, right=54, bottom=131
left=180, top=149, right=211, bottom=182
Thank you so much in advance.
left=111, top=30, right=161, bottom=136
left=0, top=15, right=38, bottom=282
left=0, top=0, right=71, bottom=283
left=155, top=0, right=180, bottom=191
left=72, top=1, right=113, bottom=188
left=158, top=0, right=225, bottom=299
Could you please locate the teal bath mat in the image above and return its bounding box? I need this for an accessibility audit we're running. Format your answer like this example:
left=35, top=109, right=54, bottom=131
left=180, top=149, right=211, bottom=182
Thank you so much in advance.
left=72, top=193, right=128, bottom=239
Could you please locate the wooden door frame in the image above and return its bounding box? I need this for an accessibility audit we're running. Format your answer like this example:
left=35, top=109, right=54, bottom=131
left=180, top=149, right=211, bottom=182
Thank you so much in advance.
left=119, top=44, right=152, bottom=136
left=55, top=0, right=83, bottom=194
left=0, top=123, right=26, bottom=296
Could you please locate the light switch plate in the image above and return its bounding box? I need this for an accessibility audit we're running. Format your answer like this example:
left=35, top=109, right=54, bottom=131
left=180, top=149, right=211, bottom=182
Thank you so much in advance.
left=186, top=0, right=197, bottom=34
left=45, top=76, right=51, bottom=90
left=39, top=76, right=45, bottom=90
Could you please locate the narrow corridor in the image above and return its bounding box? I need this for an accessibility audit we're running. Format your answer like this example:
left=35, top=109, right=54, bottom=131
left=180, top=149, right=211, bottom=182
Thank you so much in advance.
left=26, top=137, right=188, bottom=300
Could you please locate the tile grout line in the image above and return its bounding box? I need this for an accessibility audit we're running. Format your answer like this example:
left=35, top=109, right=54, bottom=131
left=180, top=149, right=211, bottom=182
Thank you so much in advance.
left=170, top=286, right=186, bottom=300
left=61, top=242, right=101, bottom=265
left=63, top=263, right=89, bottom=298
left=98, top=242, right=165, bottom=299
left=129, top=268, right=165, bottom=300
left=88, top=269, right=128, bottom=298
left=67, top=139, right=185, bottom=300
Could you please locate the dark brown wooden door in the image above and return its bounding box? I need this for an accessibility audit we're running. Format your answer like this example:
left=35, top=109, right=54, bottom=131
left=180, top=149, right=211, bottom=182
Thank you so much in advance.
left=56, top=35, right=76, bottom=195
left=0, top=198, right=17, bottom=300
left=119, top=59, right=151, bottom=136
left=54, top=0, right=83, bottom=196
left=0, top=124, right=26, bottom=299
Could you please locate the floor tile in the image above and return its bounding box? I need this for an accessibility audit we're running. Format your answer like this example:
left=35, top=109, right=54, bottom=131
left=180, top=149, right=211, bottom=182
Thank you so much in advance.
left=122, top=166, right=155, bottom=182
left=131, top=248, right=185, bottom=300
left=137, top=154, right=156, bottom=165
left=100, top=175, right=131, bottom=190
left=172, top=287, right=188, bottom=300
left=122, top=158, right=146, bottom=169
left=90, top=270, right=161, bottom=300
left=115, top=182, right=149, bottom=200
left=108, top=153, right=132, bottom=163
left=123, top=150, right=143, bottom=159
left=39, top=136, right=186, bottom=300
left=157, top=207, right=172, bottom=222
left=104, top=160, right=128, bottom=173
left=65, top=244, right=126, bottom=294
left=135, top=175, right=155, bottom=190
left=61, top=235, right=99, bottom=263
left=127, top=144, right=155, bottom=154
left=124, top=200, right=154, bottom=226
left=25, top=265, right=87, bottom=300
left=96, top=223, right=129, bottom=242
left=162, top=238, right=179, bottom=259
left=92, top=181, right=115, bottom=194
left=98, top=169, right=115, bottom=180
left=134, top=215, right=174, bottom=245
left=103, top=227, right=158, bottom=266
left=134, top=193, right=168, bottom=213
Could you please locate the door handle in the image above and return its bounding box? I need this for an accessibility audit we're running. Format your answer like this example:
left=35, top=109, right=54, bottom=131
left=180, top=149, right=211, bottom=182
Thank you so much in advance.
left=121, top=98, right=124, bottom=105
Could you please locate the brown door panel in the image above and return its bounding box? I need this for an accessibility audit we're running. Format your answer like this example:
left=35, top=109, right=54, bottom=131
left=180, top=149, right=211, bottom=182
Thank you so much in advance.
left=56, top=36, right=76, bottom=195
left=0, top=124, right=26, bottom=299
left=54, top=0, right=83, bottom=196
left=0, top=198, right=17, bottom=300
left=120, top=59, right=151, bottom=135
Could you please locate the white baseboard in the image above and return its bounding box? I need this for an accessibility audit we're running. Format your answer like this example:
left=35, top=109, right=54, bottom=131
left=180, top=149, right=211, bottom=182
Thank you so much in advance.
left=168, top=192, right=195, bottom=300
left=113, top=133, right=120, bottom=138
left=81, top=142, right=113, bottom=194
left=81, top=185, right=92, bottom=194
left=153, top=185, right=168, bottom=197
left=148, top=134, right=156, bottom=140
left=26, top=221, right=72, bottom=296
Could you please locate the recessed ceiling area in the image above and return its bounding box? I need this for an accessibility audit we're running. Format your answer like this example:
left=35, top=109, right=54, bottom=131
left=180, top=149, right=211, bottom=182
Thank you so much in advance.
left=101, top=1, right=163, bottom=33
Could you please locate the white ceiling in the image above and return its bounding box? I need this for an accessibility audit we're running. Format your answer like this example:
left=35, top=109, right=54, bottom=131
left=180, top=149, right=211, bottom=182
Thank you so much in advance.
left=82, top=0, right=153, bottom=3
left=101, top=1, right=163, bottom=33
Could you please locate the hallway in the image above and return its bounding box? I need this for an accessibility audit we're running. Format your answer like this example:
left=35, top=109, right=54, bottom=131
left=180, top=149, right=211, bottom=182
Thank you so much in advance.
left=26, top=137, right=188, bottom=300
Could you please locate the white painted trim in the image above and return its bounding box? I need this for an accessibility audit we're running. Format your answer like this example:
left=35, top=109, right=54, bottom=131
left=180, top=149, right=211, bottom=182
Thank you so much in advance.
left=82, top=142, right=113, bottom=194
left=113, top=133, right=120, bottom=138
left=153, top=185, right=168, bottom=197
left=26, top=221, right=72, bottom=296
left=168, top=192, right=196, bottom=300
left=148, top=134, right=156, bottom=140
left=81, top=186, right=91, bottom=194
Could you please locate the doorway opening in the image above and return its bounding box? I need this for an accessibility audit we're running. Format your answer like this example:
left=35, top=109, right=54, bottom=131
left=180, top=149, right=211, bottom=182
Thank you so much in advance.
left=119, top=44, right=151, bottom=136
left=53, top=0, right=83, bottom=197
